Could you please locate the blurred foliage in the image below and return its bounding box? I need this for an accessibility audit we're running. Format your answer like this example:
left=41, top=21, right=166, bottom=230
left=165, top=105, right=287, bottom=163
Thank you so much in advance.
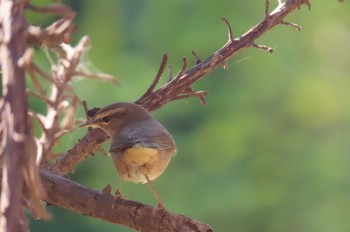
left=26, top=0, right=350, bottom=232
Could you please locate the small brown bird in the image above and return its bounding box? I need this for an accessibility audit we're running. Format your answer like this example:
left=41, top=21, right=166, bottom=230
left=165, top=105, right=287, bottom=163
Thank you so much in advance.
left=80, top=102, right=176, bottom=208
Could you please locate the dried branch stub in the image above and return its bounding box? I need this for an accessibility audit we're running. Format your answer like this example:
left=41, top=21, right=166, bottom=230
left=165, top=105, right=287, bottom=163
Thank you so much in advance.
left=25, top=3, right=76, bottom=47
left=281, top=21, right=302, bottom=31
left=23, top=33, right=118, bottom=167
left=221, top=17, right=234, bottom=43
left=22, top=118, right=51, bottom=220
left=191, top=50, right=202, bottom=64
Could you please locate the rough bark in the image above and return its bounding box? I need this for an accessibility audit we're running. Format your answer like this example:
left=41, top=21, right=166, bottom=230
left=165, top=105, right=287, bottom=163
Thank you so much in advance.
left=0, top=0, right=28, bottom=231
left=39, top=170, right=212, bottom=232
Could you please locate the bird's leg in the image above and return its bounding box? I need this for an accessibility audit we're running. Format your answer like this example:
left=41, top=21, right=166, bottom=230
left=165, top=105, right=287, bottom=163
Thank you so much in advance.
left=144, top=174, right=165, bottom=209
left=114, top=179, right=125, bottom=198
left=112, top=179, right=126, bottom=210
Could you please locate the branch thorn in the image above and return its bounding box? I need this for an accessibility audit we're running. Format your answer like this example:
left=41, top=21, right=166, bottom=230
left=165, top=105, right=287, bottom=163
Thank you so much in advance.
left=167, top=64, right=173, bottom=83
left=305, top=1, right=311, bottom=10
left=82, top=100, right=90, bottom=119
left=139, top=53, right=168, bottom=97
left=252, top=43, right=273, bottom=53
left=199, top=96, right=207, bottom=106
left=221, top=17, right=234, bottom=43
left=265, top=0, right=270, bottom=16
left=174, top=57, right=189, bottom=80
left=281, top=21, right=302, bottom=31
left=191, top=50, right=202, bottom=64
left=101, top=184, right=112, bottom=195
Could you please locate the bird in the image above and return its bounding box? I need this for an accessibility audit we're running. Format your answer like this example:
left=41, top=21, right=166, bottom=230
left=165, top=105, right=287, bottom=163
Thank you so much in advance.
left=80, top=102, right=176, bottom=208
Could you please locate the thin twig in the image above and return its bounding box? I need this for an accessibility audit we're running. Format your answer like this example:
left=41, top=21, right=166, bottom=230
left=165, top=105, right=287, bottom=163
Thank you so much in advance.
left=221, top=17, right=234, bottom=43
left=173, top=57, right=188, bottom=81
left=266, top=0, right=270, bottom=16
left=138, top=53, right=168, bottom=99
left=82, top=100, right=90, bottom=120
left=28, top=69, right=46, bottom=96
left=191, top=50, right=202, bottom=64
left=167, top=64, right=173, bottom=82
left=31, top=63, right=55, bottom=83
left=27, top=90, right=53, bottom=106
left=281, top=20, right=302, bottom=31
left=252, top=43, right=274, bottom=53
left=74, top=71, right=120, bottom=85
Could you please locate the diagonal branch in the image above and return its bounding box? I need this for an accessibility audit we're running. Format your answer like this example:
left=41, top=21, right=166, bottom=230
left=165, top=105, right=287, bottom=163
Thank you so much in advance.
left=135, top=0, right=310, bottom=112
left=36, top=170, right=213, bottom=232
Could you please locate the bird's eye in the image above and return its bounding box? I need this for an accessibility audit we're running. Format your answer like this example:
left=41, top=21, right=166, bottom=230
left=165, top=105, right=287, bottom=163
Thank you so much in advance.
left=102, top=116, right=110, bottom=123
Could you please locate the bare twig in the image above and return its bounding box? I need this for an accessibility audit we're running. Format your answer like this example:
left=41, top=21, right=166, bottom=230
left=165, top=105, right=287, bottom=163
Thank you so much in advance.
left=281, top=20, right=302, bottom=31
left=134, top=0, right=309, bottom=112
left=138, top=53, right=168, bottom=99
left=192, top=50, right=202, bottom=64
left=266, top=0, right=270, bottom=16
left=167, top=64, right=173, bottom=82
left=26, top=90, right=53, bottom=106
left=252, top=43, right=274, bottom=53
left=27, top=68, right=46, bottom=96
left=74, top=71, right=120, bottom=85
left=221, top=17, right=234, bottom=43
left=174, top=57, right=189, bottom=80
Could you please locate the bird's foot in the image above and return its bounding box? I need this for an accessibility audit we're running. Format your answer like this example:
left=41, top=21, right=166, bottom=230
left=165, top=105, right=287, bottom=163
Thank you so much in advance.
left=112, top=189, right=128, bottom=209
left=114, top=188, right=127, bottom=200
left=156, top=202, right=165, bottom=210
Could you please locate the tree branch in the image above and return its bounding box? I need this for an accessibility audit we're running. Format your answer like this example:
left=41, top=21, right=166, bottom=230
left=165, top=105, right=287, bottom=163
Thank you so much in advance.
left=135, top=0, right=310, bottom=111
left=37, top=170, right=212, bottom=232
left=0, top=0, right=29, bottom=230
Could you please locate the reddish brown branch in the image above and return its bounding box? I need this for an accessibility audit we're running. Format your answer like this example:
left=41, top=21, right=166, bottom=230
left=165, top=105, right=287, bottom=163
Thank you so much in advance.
left=138, top=53, right=169, bottom=100
left=281, top=20, right=302, bottom=31
left=265, top=0, right=270, bottom=16
left=37, top=170, right=213, bottom=232
left=252, top=43, right=273, bottom=53
left=49, top=128, right=108, bottom=174
left=191, top=50, right=202, bottom=64
left=135, top=0, right=310, bottom=111
left=221, top=17, right=234, bottom=43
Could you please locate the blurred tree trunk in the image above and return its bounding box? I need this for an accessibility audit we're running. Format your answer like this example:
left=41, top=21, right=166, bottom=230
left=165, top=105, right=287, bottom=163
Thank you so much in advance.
left=0, top=0, right=28, bottom=231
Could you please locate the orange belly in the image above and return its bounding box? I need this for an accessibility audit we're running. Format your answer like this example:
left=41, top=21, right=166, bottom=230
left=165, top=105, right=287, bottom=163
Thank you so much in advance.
left=111, top=147, right=175, bottom=183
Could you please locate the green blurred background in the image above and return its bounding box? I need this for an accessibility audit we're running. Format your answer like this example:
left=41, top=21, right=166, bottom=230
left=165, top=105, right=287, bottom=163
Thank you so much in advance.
left=26, top=0, right=350, bottom=231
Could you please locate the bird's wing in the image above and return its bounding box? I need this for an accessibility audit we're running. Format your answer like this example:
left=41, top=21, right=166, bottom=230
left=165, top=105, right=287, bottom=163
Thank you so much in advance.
left=110, top=119, right=176, bottom=153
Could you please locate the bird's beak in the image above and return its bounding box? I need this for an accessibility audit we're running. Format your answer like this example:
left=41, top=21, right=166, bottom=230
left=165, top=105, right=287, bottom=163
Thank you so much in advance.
left=79, top=121, right=95, bottom=128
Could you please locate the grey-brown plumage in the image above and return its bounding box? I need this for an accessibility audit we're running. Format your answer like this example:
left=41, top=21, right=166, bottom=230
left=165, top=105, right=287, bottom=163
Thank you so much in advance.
left=80, top=102, right=176, bottom=208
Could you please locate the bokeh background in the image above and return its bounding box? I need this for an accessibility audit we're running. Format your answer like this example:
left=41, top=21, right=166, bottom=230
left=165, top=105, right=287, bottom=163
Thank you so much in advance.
left=26, top=0, right=350, bottom=231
